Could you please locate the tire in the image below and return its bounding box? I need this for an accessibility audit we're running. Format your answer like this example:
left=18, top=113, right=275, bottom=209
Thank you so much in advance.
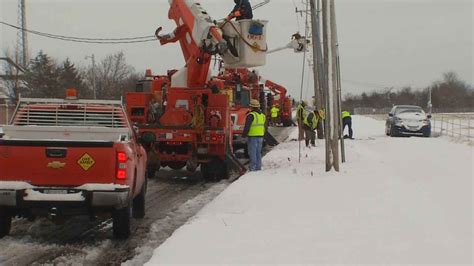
left=132, top=178, right=146, bottom=219
left=167, top=162, right=186, bottom=170
left=113, top=204, right=131, bottom=239
left=389, top=126, right=398, bottom=137
left=0, top=208, right=12, bottom=238
left=201, top=157, right=229, bottom=181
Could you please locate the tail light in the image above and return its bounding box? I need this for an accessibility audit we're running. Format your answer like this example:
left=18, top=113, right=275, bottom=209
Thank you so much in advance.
left=116, top=152, right=127, bottom=179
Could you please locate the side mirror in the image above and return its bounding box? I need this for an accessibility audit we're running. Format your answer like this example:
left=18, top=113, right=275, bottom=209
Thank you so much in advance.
left=388, top=113, right=393, bottom=117
left=427, top=114, right=432, bottom=119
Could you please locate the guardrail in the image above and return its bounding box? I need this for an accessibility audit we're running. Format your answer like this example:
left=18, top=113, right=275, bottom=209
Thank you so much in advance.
left=431, top=113, right=473, bottom=143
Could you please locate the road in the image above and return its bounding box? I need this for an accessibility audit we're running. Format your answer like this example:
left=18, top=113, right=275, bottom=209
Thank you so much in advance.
left=0, top=126, right=291, bottom=265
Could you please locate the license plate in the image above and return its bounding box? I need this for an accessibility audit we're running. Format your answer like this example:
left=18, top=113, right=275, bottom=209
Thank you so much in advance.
left=43, top=190, right=68, bottom=194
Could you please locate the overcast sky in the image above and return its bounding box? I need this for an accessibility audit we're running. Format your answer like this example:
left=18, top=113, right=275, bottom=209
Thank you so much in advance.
left=1, top=0, right=472, bottom=100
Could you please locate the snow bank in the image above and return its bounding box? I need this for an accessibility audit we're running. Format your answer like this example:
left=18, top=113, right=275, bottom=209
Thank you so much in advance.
left=146, top=116, right=473, bottom=265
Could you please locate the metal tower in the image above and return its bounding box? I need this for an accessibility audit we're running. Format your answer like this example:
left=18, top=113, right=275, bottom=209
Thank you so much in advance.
left=16, top=0, right=28, bottom=67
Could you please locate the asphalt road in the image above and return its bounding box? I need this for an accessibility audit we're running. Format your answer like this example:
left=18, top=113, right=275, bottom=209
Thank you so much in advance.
left=0, top=126, right=292, bottom=265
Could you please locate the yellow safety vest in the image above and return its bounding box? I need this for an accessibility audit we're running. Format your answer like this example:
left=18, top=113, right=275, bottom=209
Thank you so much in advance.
left=297, top=105, right=308, bottom=121
left=304, top=112, right=319, bottom=130
left=271, top=106, right=279, bottom=118
left=342, top=111, right=351, bottom=119
left=247, top=111, right=266, bottom=137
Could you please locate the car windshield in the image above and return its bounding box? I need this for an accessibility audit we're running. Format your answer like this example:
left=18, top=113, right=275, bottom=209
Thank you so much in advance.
left=395, top=107, right=424, bottom=115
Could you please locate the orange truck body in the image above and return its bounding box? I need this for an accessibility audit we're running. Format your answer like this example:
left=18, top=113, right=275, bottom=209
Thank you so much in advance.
left=0, top=97, right=147, bottom=239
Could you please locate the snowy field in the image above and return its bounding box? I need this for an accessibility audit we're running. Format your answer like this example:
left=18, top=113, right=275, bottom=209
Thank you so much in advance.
left=144, top=116, right=473, bottom=265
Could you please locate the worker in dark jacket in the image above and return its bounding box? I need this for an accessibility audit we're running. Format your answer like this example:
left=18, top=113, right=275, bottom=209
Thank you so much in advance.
left=242, top=99, right=266, bottom=171
left=342, top=111, right=353, bottom=139
left=303, top=109, right=319, bottom=147
left=227, top=0, right=253, bottom=21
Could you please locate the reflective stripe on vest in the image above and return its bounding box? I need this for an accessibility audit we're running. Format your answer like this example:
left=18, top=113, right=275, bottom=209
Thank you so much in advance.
left=247, top=112, right=266, bottom=137
left=342, top=111, right=351, bottom=119
left=304, top=112, right=319, bottom=130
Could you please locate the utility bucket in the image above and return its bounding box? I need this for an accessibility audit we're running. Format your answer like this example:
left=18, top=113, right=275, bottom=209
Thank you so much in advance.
left=221, top=19, right=268, bottom=68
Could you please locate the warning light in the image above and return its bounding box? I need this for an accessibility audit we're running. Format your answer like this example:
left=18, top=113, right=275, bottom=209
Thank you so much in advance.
left=66, top=88, right=78, bottom=100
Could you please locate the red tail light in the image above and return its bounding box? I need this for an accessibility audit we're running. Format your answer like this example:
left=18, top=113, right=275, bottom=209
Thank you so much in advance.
left=117, top=152, right=127, bottom=162
left=116, top=152, right=127, bottom=179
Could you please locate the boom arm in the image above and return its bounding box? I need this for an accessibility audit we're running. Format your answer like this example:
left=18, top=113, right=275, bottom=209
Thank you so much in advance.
left=267, top=33, right=310, bottom=54
left=156, top=0, right=228, bottom=88
left=263, top=79, right=287, bottom=100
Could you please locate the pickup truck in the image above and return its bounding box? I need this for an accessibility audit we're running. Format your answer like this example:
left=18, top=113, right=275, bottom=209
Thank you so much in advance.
left=0, top=95, right=147, bottom=239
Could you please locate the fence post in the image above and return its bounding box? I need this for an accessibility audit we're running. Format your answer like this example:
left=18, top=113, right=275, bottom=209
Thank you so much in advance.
left=468, top=118, right=471, bottom=140
left=440, top=115, right=443, bottom=136
left=451, top=118, right=454, bottom=137
left=459, top=118, right=462, bottom=138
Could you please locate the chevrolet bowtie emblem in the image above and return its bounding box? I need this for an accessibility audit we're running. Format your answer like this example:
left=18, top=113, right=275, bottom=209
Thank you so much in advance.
left=47, top=161, right=66, bottom=169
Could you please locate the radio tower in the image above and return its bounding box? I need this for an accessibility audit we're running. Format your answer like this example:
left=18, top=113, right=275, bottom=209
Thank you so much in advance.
left=16, top=0, right=28, bottom=67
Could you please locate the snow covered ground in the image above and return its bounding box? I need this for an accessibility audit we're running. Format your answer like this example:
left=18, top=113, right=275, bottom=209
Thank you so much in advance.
left=145, top=116, right=473, bottom=265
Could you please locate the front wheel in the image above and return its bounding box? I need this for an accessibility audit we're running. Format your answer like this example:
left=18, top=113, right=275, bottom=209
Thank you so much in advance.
left=389, top=126, right=398, bottom=137
left=201, top=157, right=229, bottom=181
left=132, top=178, right=146, bottom=219
left=113, top=204, right=131, bottom=239
left=0, top=208, right=11, bottom=238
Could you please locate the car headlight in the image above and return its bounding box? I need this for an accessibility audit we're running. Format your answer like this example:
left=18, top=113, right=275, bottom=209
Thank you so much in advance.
left=394, top=117, right=403, bottom=126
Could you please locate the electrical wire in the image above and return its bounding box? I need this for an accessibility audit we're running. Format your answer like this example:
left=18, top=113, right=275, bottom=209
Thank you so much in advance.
left=0, top=21, right=157, bottom=44
left=291, top=0, right=301, bottom=31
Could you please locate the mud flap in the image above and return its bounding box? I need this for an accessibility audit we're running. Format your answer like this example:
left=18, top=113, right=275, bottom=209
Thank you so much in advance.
left=264, top=131, right=279, bottom=147
left=226, top=152, right=247, bottom=180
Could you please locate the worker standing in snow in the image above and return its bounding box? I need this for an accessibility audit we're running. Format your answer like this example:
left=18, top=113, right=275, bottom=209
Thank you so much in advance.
left=296, top=101, right=308, bottom=140
left=227, top=0, right=253, bottom=21
left=303, top=109, right=319, bottom=147
left=342, top=110, right=353, bottom=139
left=242, top=99, right=266, bottom=171
left=270, top=104, right=279, bottom=126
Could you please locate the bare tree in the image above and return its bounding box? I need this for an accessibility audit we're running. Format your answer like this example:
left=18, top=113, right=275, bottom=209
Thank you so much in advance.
left=84, top=52, right=140, bottom=100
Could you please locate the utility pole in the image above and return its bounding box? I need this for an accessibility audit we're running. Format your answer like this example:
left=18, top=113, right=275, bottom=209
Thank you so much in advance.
left=321, top=0, right=340, bottom=171
left=85, top=54, right=97, bottom=99
left=16, top=0, right=28, bottom=67
left=309, top=0, right=324, bottom=110
left=336, top=45, right=345, bottom=163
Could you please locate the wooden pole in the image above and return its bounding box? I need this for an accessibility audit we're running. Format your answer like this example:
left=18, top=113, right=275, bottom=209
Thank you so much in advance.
left=321, top=0, right=332, bottom=171
left=329, top=0, right=340, bottom=171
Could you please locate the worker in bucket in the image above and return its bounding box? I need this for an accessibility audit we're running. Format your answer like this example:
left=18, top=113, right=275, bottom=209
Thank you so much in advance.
left=270, top=104, right=280, bottom=126
left=296, top=101, right=308, bottom=140
left=242, top=99, right=266, bottom=171
left=342, top=110, right=354, bottom=139
left=303, top=108, right=319, bottom=147
left=227, top=0, right=253, bottom=21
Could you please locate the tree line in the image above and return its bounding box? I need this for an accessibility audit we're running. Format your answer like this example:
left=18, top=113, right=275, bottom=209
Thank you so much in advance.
left=343, top=72, right=473, bottom=113
left=1, top=50, right=141, bottom=101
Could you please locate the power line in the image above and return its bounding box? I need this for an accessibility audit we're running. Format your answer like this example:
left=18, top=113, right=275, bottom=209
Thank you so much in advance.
left=0, top=21, right=157, bottom=44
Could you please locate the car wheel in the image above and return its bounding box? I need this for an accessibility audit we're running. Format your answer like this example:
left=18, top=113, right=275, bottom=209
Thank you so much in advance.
left=132, top=178, right=146, bottom=219
left=113, top=204, right=131, bottom=239
left=0, top=208, right=11, bottom=238
left=390, top=126, right=398, bottom=137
